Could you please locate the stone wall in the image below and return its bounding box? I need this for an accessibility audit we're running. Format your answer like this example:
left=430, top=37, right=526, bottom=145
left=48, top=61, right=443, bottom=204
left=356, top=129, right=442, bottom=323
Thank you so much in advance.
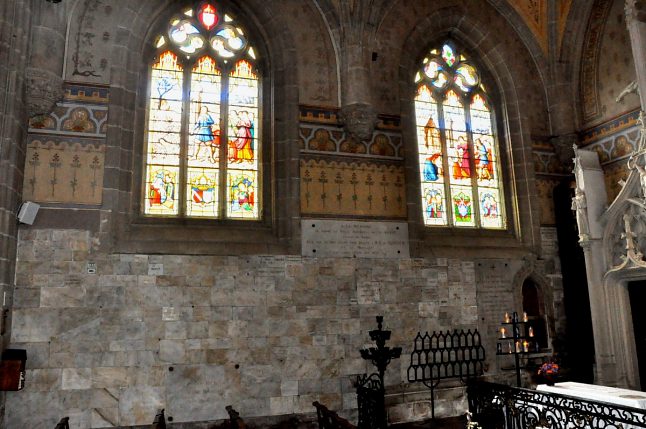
left=6, top=227, right=566, bottom=428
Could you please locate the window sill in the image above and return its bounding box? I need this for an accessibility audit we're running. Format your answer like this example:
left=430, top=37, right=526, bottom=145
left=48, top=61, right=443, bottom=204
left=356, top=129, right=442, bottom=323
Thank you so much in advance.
left=113, top=215, right=289, bottom=255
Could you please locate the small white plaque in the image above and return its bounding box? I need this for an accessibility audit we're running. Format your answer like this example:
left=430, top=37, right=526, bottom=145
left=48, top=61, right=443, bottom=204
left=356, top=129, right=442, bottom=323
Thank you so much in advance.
left=301, top=219, right=409, bottom=258
left=86, top=262, right=97, bottom=275
left=148, top=263, right=164, bottom=276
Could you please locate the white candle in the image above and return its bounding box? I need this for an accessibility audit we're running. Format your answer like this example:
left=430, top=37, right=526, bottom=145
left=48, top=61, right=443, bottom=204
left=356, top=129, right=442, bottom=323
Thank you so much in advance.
left=523, top=312, right=528, bottom=322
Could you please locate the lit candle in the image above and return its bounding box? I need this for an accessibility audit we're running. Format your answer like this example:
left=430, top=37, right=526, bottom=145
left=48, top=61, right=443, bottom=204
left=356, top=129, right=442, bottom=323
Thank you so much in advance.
left=523, top=340, right=529, bottom=353
left=504, top=312, right=510, bottom=323
left=515, top=341, right=520, bottom=353
left=500, top=327, right=506, bottom=338
left=529, top=327, right=534, bottom=337
left=523, top=312, right=528, bottom=322
left=508, top=343, right=513, bottom=353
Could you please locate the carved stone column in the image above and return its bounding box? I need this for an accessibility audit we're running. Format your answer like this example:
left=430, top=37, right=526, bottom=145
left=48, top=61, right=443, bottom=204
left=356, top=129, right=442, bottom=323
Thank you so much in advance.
left=626, top=1, right=646, bottom=107
left=25, top=0, right=66, bottom=117
left=336, top=1, right=385, bottom=142
left=572, top=147, right=617, bottom=385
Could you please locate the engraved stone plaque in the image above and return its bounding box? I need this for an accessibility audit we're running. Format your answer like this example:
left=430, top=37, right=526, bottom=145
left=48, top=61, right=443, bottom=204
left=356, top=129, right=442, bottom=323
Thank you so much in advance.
left=301, top=219, right=410, bottom=258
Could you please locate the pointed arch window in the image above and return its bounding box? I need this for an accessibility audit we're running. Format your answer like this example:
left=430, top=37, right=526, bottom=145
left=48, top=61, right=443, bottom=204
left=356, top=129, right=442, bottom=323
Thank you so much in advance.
left=144, top=2, right=260, bottom=219
left=414, top=42, right=505, bottom=229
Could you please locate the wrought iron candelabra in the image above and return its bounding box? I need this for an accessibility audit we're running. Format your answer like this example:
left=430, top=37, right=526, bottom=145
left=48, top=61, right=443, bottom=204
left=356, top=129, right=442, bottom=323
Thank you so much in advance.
left=359, top=316, right=402, bottom=384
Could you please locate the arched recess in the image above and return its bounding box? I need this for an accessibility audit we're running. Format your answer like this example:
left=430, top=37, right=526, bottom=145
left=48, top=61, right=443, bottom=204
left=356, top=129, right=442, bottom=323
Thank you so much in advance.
left=396, top=5, right=546, bottom=257
left=511, top=264, right=556, bottom=350
left=98, top=0, right=300, bottom=254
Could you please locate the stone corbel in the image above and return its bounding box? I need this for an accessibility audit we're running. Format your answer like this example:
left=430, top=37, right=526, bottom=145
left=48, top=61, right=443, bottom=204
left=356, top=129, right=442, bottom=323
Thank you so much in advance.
left=339, top=103, right=378, bottom=142
left=25, top=68, right=63, bottom=118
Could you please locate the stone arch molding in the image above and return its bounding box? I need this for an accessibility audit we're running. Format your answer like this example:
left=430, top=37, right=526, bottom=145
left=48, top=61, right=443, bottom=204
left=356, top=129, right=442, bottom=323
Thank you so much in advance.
left=87, top=0, right=302, bottom=252
left=397, top=5, right=545, bottom=251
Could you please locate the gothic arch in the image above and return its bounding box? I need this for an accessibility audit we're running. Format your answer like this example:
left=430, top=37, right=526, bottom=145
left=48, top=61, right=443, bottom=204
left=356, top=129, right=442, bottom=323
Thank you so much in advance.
left=396, top=5, right=545, bottom=255
left=93, top=0, right=301, bottom=253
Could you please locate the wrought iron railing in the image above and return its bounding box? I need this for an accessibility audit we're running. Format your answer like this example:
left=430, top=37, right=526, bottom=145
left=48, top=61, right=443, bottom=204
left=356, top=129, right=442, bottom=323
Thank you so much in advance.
left=467, top=380, right=646, bottom=429
left=355, top=373, right=387, bottom=429
left=408, top=328, right=485, bottom=418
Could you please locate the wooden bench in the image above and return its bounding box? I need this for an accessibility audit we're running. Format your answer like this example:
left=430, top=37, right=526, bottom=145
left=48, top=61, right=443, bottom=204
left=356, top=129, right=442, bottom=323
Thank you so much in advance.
left=312, top=401, right=357, bottom=429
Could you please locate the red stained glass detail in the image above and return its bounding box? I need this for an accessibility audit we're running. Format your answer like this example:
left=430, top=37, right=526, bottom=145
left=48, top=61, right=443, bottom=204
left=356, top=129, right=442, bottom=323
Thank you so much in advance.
left=199, top=4, right=218, bottom=30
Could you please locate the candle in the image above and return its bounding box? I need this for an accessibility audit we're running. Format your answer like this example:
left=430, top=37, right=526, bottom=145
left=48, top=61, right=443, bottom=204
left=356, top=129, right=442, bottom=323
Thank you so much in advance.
left=523, top=312, right=528, bottom=322
left=500, top=327, right=506, bottom=338
left=515, top=341, right=520, bottom=353
left=504, top=312, right=510, bottom=323
left=523, top=340, right=529, bottom=353
left=497, top=343, right=502, bottom=354
left=512, top=311, right=518, bottom=322
left=529, top=327, right=534, bottom=337
left=508, top=343, right=513, bottom=353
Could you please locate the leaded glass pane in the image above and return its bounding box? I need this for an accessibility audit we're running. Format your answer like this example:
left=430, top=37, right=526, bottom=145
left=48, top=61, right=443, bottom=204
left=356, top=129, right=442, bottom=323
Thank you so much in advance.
left=187, top=167, right=219, bottom=217
left=422, top=183, right=448, bottom=226
left=227, top=170, right=258, bottom=218
left=478, top=188, right=503, bottom=228
left=145, top=4, right=260, bottom=221
left=145, top=165, right=180, bottom=215
left=145, top=52, right=183, bottom=216
left=451, top=186, right=475, bottom=227
left=189, top=57, right=221, bottom=167
left=414, top=42, right=505, bottom=229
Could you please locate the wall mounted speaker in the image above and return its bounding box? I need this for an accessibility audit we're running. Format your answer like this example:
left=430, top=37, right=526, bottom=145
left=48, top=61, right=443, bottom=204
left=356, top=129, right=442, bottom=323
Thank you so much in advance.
left=17, top=202, right=40, bottom=225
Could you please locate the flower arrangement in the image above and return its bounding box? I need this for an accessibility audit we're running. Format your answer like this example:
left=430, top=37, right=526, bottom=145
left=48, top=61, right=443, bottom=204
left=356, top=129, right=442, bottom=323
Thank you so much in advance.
left=537, top=360, right=560, bottom=377
left=465, top=411, right=482, bottom=429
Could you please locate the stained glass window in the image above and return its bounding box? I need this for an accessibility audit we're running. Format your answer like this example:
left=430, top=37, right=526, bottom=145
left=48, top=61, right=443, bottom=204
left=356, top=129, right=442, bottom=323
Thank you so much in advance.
left=144, top=2, right=260, bottom=220
left=415, top=42, right=505, bottom=229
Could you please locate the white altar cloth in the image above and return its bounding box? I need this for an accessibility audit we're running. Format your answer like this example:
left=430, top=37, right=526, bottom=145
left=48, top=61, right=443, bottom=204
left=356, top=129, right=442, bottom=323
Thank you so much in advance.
left=536, top=382, right=646, bottom=409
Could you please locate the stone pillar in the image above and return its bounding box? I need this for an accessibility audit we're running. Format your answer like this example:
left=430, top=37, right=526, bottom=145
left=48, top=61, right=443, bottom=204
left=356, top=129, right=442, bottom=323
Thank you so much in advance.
left=572, top=147, right=616, bottom=385
left=0, top=0, right=33, bottom=423
left=25, top=0, right=66, bottom=117
left=337, top=2, right=378, bottom=142
left=625, top=1, right=646, bottom=107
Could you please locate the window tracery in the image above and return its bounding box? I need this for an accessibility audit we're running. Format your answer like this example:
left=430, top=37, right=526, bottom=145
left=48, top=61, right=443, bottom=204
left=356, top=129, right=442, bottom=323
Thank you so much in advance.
left=144, top=2, right=260, bottom=219
left=414, top=42, right=505, bottom=229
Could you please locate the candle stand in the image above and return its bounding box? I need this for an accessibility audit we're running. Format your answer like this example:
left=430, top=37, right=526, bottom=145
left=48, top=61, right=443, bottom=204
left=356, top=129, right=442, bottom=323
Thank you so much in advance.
left=496, top=311, right=540, bottom=387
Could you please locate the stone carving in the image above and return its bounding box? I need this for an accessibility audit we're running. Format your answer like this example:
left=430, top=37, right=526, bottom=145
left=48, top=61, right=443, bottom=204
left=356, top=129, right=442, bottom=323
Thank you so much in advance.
left=572, top=186, right=591, bottom=247
left=624, top=111, right=646, bottom=197
left=625, top=0, right=646, bottom=23
left=24, top=68, right=63, bottom=117
left=616, top=80, right=640, bottom=103
left=340, top=103, right=378, bottom=142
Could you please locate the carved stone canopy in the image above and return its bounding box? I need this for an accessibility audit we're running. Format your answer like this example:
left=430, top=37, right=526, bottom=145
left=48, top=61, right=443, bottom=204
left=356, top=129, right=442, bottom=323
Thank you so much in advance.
left=25, top=68, right=64, bottom=118
left=339, top=102, right=378, bottom=142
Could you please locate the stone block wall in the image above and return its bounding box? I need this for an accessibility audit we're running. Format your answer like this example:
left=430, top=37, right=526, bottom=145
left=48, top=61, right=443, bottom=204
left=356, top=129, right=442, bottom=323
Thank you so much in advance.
left=2, top=227, right=559, bottom=428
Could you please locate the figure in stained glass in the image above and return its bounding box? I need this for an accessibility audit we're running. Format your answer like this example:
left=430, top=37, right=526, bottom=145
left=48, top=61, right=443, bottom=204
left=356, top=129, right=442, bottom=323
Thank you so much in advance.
left=230, top=174, right=255, bottom=212
left=425, top=188, right=444, bottom=220
left=229, top=110, right=254, bottom=162
left=452, top=136, right=470, bottom=179
left=424, top=117, right=441, bottom=149
left=423, top=154, right=440, bottom=181
left=193, top=105, right=219, bottom=162
left=475, top=137, right=493, bottom=180
left=481, top=193, right=498, bottom=219
left=150, top=170, right=176, bottom=209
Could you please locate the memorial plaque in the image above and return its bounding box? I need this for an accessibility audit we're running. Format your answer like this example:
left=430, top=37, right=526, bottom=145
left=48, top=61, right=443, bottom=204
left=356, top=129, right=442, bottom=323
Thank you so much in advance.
left=301, top=219, right=410, bottom=258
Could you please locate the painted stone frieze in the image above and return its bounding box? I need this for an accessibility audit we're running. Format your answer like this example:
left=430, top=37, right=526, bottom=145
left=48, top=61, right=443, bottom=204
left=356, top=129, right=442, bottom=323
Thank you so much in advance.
left=23, top=140, right=105, bottom=205
left=29, top=104, right=108, bottom=138
left=300, top=158, right=406, bottom=219
left=300, top=124, right=403, bottom=159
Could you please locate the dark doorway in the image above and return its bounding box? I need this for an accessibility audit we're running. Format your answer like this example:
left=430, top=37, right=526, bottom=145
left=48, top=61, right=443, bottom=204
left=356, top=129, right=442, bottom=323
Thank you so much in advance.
left=554, top=180, right=595, bottom=383
left=629, top=281, right=646, bottom=391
